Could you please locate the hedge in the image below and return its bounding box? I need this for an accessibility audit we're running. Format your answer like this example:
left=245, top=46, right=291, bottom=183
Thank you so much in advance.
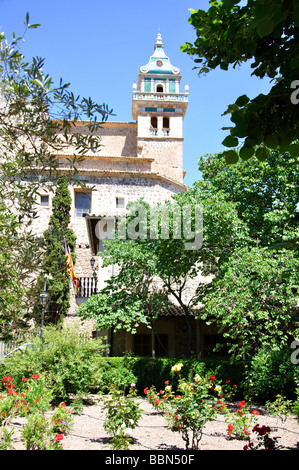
left=95, top=357, right=247, bottom=398
left=95, top=349, right=298, bottom=404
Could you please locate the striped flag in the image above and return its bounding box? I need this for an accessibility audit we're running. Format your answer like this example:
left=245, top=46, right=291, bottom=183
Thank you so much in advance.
left=64, top=238, right=79, bottom=293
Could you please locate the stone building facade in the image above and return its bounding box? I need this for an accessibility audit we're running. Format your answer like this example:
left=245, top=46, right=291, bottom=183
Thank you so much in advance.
left=31, top=34, right=222, bottom=358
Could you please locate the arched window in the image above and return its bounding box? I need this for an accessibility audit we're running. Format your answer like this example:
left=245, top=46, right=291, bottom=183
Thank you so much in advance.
left=156, top=84, right=164, bottom=93
left=150, top=116, right=158, bottom=135
left=163, top=116, right=169, bottom=128
left=163, top=116, right=170, bottom=135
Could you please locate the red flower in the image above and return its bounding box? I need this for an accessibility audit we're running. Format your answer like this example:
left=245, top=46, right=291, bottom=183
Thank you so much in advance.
left=155, top=398, right=159, bottom=405
left=59, top=402, right=66, bottom=407
left=2, top=376, right=13, bottom=384
left=238, top=400, right=245, bottom=408
left=22, top=377, right=27, bottom=382
left=209, top=375, right=215, bottom=381
left=55, top=434, right=63, bottom=442
left=144, top=387, right=149, bottom=395
left=252, top=410, right=260, bottom=415
left=228, top=424, right=233, bottom=432
left=31, top=374, right=40, bottom=380
left=164, top=380, right=169, bottom=385
left=252, top=424, right=271, bottom=436
left=226, top=380, right=230, bottom=384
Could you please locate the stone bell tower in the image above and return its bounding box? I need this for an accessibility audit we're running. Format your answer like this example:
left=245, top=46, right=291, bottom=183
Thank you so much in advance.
left=132, top=33, right=189, bottom=185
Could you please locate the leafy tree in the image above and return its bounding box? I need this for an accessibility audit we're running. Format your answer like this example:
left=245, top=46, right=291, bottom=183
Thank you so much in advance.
left=78, top=187, right=249, bottom=357
left=201, top=247, right=299, bottom=359
left=0, top=15, right=112, bottom=337
left=181, top=0, right=299, bottom=163
left=33, top=174, right=76, bottom=325
left=198, top=151, right=299, bottom=246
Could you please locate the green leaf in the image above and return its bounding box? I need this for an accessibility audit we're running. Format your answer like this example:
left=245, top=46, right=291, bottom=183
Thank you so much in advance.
left=225, top=150, right=239, bottom=164
left=235, top=94, right=250, bottom=107
left=255, top=147, right=270, bottom=161
left=288, top=142, right=299, bottom=157
left=239, top=146, right=254, bottom=161
left=222, top=135, right=239, bottom=147
left=264, top=134, right=279, bottom=149
left=256, top=18, right=275, bottom=38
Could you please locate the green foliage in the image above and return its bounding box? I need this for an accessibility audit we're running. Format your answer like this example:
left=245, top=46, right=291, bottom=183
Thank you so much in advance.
left=202, top=247, right=299, bottom=358
left=101, top=384, right=142, bottom=450
left=92, top=355, right=297, bottom=405
left=97, top=357, right=138, bottom=393
left=145, top=364, right=230, bottom=449
left=266, top=394, right=293, bottom=423
left=78, top=187, right=249, bottom=357
left=292, top=384, right=299, bottom=422
left=0, top=325, right=104, bottom=402
left=198, top=151, right=299, bottom=246
left=249, top=347, right=298, bottom=402
left=182, top=0, right=299, bottom=162
left=225, top=400, right=259, bottom=440
left=0, top=374, right=73, bottom=450
left=0, top=15, right=112, bottom=338
left=21, top=406, right=73, bottom=450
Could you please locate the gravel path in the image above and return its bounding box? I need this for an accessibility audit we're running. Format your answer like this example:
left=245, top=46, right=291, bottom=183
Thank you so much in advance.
left=8, top=396, right=299, bottom=451
left=62, top=397, right=299, bottom=451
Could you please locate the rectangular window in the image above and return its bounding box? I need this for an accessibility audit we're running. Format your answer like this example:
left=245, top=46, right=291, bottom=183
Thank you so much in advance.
left=116, top=197, right=125, bottom=209
left=169, top=80, right=176, bottom=93
left=75, top=192, right=91, bottom=217
left=133, top=334, right=168, bottom=357
left=40, top=195, right=49, bottom=207
left=133, top=334, right=151, bottom=357
left=144, top=79, right=151, bottom=92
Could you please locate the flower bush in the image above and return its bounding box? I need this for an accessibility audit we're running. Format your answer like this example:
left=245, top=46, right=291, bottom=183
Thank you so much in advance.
left=266, top=394, right=293, bottom=424
left=101, top=383, right=142, bottom=450
left=243, top=424, right=281, bottom=450
left=144, top=364, right=235, bottom=449
left=225, top=400, right=260, bottom=440
left=0, top=326, right=104, bottom=402
left=0, top=374, right=73, bottom=450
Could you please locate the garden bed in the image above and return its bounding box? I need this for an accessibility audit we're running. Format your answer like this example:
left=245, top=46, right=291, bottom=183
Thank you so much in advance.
left=8, top=396, right=299, bottom=451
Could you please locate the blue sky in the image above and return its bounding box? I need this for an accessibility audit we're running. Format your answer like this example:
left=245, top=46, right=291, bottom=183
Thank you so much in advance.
left=0, top=0, right=272, bottom=187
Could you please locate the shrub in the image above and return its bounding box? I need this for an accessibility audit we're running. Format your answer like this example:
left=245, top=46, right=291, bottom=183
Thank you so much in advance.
left=0, top=374, right=73, bottom=450
left=101, top=384, right=142, bottom=450
left=96, top=357, right=137, bottom=393
left=249, top=347, right=297, bottom=402
left=0, top=325, right=104, bottom=402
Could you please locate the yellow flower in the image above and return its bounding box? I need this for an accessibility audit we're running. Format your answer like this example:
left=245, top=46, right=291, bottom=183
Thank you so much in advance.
left=194, top=374, right=202, bottom=382
left=171, top=363, right=183, bottom=372
left=165, top=385, right=171, bottom=392
left=215, top=385, right=222, bottom=392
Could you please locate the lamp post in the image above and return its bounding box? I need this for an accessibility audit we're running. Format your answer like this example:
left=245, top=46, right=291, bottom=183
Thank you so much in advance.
left=39, top=278, right=49, bottom=339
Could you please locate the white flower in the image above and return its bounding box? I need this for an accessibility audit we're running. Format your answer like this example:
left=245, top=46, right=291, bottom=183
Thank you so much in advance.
left=124, top=428, right=133, bottom=435
left=194, top=374, right=202, bottom=382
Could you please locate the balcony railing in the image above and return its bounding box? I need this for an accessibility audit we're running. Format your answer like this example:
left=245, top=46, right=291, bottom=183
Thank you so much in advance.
left=76, top=277, right=98, bottom=298
left=133, top=92, right=188, bottom=103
